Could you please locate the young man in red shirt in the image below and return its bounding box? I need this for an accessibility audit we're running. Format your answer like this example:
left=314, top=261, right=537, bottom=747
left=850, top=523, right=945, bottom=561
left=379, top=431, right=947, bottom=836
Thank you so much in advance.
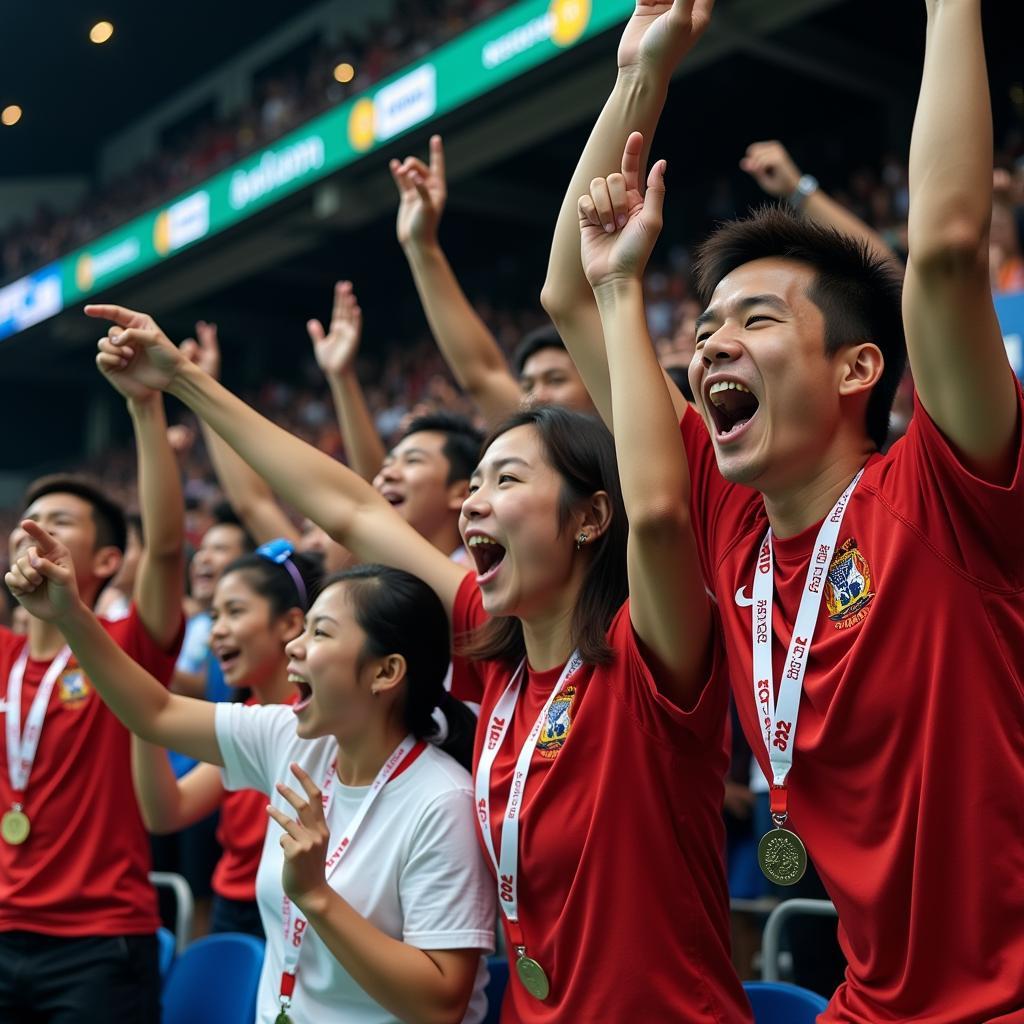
left=544, top=1, right=1023, bottom=1021
left=0, top=356, right=185, bottom=1021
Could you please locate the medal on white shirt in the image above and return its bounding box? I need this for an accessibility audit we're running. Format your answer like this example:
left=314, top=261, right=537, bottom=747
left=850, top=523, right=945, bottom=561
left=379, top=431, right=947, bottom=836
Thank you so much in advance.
left=3, top=646, right=72, bottom=846
left=276, top=734, right=418, bottom=1021
left=474, top=650, right=583, bottom=1002
left=750, top=472, right=862, bottom=886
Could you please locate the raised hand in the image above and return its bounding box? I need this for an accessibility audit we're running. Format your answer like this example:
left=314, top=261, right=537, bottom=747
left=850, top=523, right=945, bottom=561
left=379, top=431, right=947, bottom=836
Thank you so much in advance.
left=307, top=281, right=362, bottom=377
left=389, top=134, right=447, bottom=248
left=578, top=131, right=666, bottom=289
left=86, top=304, right=185, bottom=394
left=740, top=140, right=802, bottom=199
left=267, top=763, right=332, bottom=909
left=180, top=320, right=222, bottom=381
left=4, top=521, right=82, bottom=623
left=617, top=0, right=715, bottom=82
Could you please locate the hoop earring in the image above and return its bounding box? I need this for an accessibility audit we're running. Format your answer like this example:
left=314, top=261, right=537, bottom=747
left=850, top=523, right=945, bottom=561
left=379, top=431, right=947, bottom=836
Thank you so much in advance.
left=575, top=532, right=588, bottom=551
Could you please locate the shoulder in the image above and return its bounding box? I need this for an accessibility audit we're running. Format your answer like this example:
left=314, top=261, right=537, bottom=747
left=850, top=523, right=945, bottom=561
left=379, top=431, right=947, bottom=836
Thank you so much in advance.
left=406, top=745, right=474, bottom=798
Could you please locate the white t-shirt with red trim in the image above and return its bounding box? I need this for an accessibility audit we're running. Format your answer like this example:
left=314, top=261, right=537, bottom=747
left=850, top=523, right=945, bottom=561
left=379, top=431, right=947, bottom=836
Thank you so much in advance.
left=215, top=701, right=495, bottom=1024
left=680, top=388, right=1024, bottom=1023
left=0, top=605, right=182, bottom=936
left=451, top=578, right=752, bottom=1024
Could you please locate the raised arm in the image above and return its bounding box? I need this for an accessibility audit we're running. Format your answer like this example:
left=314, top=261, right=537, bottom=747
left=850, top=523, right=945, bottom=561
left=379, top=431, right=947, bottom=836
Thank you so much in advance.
left=390, top=135, right=522, bottom=426
left=307, top=281, right=386, bottom=482
left=132, top=740, right=224, bottom=833
left=96, top=329, right=184, bottom=649
left=579, top=136, right=711, bottom=706
left=541, top=0, right=713, bottom=425
left=6, top=523, right=221, bottom=765
left=740, top=140, right=898, bottom=265
left=902, top=0, right=1017, bottom=478
left=86, top=304, right=468, bottom=618
left=183, top=322, right=300, bottom=546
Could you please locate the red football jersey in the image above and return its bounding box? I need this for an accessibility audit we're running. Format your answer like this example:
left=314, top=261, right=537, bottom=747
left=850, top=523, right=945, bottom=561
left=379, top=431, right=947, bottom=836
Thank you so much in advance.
left=0, top=606, right=182, bottom=936
left=680, top=390, right=1024, bottom=1023
left=451, top=576, right=751, bottom=1024
left=212, top=786, right=266, bottom=902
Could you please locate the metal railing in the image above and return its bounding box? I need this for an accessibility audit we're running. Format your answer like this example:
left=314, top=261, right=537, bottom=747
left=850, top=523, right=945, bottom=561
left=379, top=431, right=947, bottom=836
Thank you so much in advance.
left=761, top=898, right=838, bottom=981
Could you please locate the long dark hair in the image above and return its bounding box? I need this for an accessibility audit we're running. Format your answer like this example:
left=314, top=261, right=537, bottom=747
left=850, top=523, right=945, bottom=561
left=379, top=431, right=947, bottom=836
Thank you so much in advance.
left=218, top=547, right=323, bottom=702
left=323, top=565, right=476, bottom=771
left=458, top=406, right=628, bottom=668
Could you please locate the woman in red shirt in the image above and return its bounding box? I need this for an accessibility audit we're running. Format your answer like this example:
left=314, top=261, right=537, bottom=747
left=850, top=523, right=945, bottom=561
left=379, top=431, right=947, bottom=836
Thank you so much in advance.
left=83, top=147, right=751, bottom=1021
left=132, top=540, right=320, bottom=937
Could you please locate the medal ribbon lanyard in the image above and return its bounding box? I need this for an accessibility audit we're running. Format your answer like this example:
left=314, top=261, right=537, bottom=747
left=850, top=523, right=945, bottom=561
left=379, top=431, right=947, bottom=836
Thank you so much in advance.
left=5, top=646, right=72, bottom=805
left=751, top=472, right=862, bottom=820
left=277, top=733, right=417, bottom=1019
left=474, top=651, right=581, bottom=947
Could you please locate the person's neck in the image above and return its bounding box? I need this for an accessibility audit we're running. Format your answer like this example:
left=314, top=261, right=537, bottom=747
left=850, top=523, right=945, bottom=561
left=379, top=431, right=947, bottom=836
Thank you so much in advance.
left=520, top=582, right=579, bottom=673
left=249, top=663, right=295, bottom=706
left=26, top=616, right=67, bottom=661
left=762, top=444, right=873, bottom=539
left=334, top=714, right=409, bottom=787
left=422, top=518, right=464, bottom=559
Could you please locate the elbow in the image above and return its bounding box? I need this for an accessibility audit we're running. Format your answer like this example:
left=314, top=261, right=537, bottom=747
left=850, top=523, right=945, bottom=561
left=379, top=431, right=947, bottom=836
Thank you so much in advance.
left=628, top=499, right=693, bottom=540
left=910, top=219, right=989, bottom=278
left=540, top=280, right=579, bottom=325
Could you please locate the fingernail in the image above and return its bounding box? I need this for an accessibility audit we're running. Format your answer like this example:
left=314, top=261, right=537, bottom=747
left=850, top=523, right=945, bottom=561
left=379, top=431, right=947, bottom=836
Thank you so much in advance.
left=606, top=223, right=615, bottom=233
left=617, top=215, right=627, bottom=228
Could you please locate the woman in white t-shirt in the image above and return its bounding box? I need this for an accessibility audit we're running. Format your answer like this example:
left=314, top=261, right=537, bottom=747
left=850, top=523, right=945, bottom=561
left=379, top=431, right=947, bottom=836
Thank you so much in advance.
left=7, top=534, right=495, bottom=1024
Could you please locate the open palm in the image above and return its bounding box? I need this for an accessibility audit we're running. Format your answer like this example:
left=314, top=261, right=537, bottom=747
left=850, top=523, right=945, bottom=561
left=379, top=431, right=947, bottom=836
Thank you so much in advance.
left=307, top=281, right=362, bottom=376
left=617, top=0, right=715, bottom=77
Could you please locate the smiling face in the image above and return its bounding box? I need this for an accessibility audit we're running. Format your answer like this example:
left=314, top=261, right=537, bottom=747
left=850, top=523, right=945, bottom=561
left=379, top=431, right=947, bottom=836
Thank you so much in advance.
left=459, top=423, right=586, bottom=620
left=209, top=570, right=295, bottom=690
left=372, top=430, right=463, bottom=540
left=519, top=347, right=595, bottom=414
left=689, top=258, right=858, bottom=493
left=285, top=581, right=382, bottom=742
left=190, top=523, right=248, bottom=605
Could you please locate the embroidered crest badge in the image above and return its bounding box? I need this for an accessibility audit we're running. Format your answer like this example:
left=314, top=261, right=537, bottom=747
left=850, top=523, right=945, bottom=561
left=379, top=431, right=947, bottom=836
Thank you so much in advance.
left=536, top=685, right=577, bottom=760
left=824, top=538, right=875, bottom=630
left=57, top=668, right=92, bottom=708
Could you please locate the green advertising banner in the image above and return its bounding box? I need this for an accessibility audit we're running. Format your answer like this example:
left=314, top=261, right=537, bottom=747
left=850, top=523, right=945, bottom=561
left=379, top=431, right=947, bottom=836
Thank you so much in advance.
left=47, top=0, right=631, bottom=314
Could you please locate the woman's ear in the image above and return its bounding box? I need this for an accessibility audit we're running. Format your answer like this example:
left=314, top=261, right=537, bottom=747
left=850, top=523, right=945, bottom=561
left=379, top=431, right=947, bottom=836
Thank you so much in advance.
left=575, top=490, right=613, bottom=545
left=277, top=606, right=306, bottom=644
left=369, top=653, right=408, bottom=697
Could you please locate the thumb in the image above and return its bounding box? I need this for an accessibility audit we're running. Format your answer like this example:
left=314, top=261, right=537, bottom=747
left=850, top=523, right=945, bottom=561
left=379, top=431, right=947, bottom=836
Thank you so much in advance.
left=306, top=319, right=325, bottom=344
left=180, top=339, right=199, bottom=364
left=30, top=553, right=74, bottom=588
left=642, top=159, right=667, bottom=226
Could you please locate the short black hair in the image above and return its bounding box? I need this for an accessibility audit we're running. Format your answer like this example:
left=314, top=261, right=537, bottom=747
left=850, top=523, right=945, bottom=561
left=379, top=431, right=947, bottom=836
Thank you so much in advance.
left=694, top=205, right=906, bottom=450
left=399, top=412, right=482, bottom=485
left=511, top=323, right=566, bottom=377
left=23, top=474, right=127, bottom=554
left=210, top=502, right=256, bottom=552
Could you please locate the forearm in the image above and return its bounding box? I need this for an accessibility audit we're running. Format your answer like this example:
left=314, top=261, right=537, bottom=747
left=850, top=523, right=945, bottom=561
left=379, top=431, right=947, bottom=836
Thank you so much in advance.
left=300, top=886, right=470, bottom=1024
left=131, top=738, right=188, bottom=833
left=803, top=190, right=898, bottom=265
left=200, top=420, right=299, bottom=545
left=404, top=241, right=521, bottom=424
left=327, top=370, right=387, bottom=482
left=908, top=0, right=991, bottom=258
left=130, top=395, right=183, bottom=559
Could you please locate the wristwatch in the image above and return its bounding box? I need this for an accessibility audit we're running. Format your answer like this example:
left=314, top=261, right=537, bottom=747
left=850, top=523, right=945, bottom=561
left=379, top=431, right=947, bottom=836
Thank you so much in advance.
left=787, top=174, right=819, bottom=210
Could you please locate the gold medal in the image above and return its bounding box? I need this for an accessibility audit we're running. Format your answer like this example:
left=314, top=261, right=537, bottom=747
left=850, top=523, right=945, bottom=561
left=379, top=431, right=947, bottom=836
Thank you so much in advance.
left=515, top=949, right=550, bottom=1001
left=758, top=826, right=807, bottom=886
left=1, top=808, right=30, bottom=846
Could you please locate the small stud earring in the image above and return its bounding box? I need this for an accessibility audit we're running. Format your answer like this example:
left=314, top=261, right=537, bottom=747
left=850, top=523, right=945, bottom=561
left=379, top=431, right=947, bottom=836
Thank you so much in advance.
left=575, top=532, right=588, bottom=551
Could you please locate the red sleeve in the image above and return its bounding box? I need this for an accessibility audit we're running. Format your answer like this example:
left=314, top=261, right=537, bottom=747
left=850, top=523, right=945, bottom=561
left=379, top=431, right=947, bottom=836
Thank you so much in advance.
left=604, top=600, right=730, bottom=750
left=102, top=603, right=184, bottom=687
left=449, top=574, right=487, bottom=704
left=874, top=381, right=1024, bottom=590
left=680, top=406, right=761, bottom=585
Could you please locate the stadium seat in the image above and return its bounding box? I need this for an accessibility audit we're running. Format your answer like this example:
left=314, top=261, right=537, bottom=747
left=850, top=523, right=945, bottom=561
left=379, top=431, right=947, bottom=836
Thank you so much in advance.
left=156, top=927, right=176, bottom=983
left=744, top=980, right=829, bottom=1022
left=483, top=955, right=509, bottom=1024
left=162, top=932, right=265, bottom=1024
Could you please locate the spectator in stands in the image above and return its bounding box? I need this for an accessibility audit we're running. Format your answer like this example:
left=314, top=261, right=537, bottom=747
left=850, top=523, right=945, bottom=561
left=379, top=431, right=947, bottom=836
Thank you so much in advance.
left=0, top=345, right=184, bottom=1023
left=991, top=168, right=1024, bottom=294
left=8, top=528, right=495, bottom=1024
left=390, top=135, right=596, bottom=424
left=133, top=542, right=321, bottom=939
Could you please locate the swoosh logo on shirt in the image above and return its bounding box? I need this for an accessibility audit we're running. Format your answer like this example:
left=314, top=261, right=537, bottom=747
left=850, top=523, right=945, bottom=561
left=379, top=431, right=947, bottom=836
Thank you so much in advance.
left=734, top=586, right=754, bottom=607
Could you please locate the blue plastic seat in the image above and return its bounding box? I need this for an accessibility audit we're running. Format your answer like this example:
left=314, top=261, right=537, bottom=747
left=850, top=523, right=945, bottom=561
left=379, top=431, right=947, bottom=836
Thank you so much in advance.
left=483, top=956, right=509, bottom=1024
left=744, top=980, right=829, bottom=1023
left=162, top=932, right=265, bottom=1024
left=156, top=927, right=176, bottom=983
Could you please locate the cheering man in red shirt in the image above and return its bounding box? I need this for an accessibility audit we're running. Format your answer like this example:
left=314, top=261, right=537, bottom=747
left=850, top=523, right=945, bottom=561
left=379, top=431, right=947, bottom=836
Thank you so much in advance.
left=0, top=315, right=185, bottom=1023
left=545, top=1, right=1024, bottom=1021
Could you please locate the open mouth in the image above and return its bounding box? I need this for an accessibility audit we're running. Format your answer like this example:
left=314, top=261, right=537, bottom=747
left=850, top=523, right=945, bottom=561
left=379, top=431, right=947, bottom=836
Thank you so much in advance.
left=215, top=647, right=241, bottom=673
left=467, top=535, right=507, bottom=584
left=381, top=491, right=405, bottom=507
left=289, top=674, right=313, bottom=713
left=706, top=380, right=760, bottom=440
